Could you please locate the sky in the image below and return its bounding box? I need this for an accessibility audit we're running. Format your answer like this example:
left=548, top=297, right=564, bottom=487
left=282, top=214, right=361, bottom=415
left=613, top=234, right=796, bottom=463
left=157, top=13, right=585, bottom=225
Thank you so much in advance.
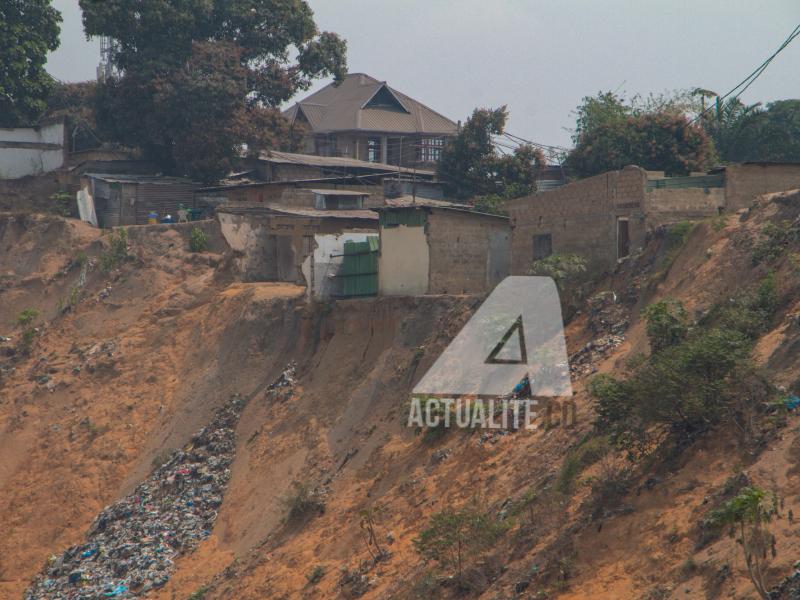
left=47, top=0, right=800, bottom=148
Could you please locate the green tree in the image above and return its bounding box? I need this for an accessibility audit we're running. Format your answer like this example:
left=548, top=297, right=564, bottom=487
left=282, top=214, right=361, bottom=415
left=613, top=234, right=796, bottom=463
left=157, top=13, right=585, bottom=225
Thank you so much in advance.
left=642, top=299, right=688, bottom=353
left=437, top=106, right=545, bottom=200
left=46, top=81, right=102, bottom=151
left=706, top=487, right=777, bottom=600
left=413, top=500, right=507, bottom=585
left=79, top=0, right=347, bottom=181
left=0, top=0, right=62, bottom=127
left=591, top=327, right=751, bottom=456
left=698, top=96, right=763, bottom=162
left=717, top=100, right=800, bottom=163
left=566, top=91, right=715, bottom=177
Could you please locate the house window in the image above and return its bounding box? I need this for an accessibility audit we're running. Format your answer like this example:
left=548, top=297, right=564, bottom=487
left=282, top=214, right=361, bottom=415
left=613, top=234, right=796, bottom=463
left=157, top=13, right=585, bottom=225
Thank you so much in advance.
left=419, top=137, right=444, bottom=162
left=367, top=138, right=381, bottom=162
left=533, top=234, right=552, bottom=260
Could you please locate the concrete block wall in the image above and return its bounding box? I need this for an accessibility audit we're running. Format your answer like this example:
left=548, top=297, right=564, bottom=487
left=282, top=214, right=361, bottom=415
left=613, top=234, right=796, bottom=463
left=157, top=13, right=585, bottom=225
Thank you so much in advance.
left=507, top=166, right=646, bottom=275
left=645, top=187, right=724, bottom=227
left=427, top=209, right=509, bottom=294
left=725, top=164, right=800, bottom=211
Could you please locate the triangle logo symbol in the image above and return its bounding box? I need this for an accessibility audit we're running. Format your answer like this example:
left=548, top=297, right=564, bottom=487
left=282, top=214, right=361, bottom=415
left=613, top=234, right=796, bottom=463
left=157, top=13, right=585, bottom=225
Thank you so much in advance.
left=485, top=315, right=528, bottom=365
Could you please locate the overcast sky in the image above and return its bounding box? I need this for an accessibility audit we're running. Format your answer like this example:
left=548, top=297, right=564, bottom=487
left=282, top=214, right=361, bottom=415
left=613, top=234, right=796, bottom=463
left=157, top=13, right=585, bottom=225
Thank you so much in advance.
left=47, top=0, right=800, bottom=148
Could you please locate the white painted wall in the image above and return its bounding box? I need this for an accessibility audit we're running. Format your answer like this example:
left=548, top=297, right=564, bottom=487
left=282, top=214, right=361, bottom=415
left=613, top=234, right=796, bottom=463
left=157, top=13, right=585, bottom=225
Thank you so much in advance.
left=302, top=231, right=372, bottom=299
left=378, top=224, right=429, bottom=296
left=0, top=121, right=66, bottom=179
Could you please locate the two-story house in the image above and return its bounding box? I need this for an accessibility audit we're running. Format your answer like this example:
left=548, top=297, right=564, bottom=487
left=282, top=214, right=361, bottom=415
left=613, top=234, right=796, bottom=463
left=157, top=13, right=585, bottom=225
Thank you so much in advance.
left=283, top=73, right=458, bottom=168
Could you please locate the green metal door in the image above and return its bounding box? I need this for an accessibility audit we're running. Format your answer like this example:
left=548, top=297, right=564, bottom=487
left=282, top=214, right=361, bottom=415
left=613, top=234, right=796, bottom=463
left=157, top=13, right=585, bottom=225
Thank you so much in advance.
left=340, top=236, right=379, bottom=297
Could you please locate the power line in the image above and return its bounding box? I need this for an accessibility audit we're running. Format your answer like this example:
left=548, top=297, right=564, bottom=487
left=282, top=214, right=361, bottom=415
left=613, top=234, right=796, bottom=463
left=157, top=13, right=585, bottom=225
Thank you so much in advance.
left=691, top=23, right=800, bottom=124
left=502, top=132, right=568, bottom=152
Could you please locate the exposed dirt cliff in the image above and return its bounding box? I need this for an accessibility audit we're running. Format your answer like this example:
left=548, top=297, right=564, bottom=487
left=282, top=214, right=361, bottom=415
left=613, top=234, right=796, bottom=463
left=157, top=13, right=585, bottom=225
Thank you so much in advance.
left=2, top=193, right=800, bottom=599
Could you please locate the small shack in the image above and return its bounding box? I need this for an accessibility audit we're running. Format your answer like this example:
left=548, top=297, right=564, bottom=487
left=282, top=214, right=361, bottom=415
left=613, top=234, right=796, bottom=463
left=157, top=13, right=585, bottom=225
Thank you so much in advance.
left=80, top=173, right=195, bottom=228
left=375, top=202, right=510, bottom=296
left=217, top=204, right=379, bottom=299
left=310, top=188, right=368, bottom=210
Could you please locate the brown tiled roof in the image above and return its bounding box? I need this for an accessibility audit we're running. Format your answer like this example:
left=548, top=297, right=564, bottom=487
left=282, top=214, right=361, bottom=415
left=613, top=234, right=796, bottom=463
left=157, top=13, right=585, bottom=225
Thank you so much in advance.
left=283, top=73, right=458, bottom=136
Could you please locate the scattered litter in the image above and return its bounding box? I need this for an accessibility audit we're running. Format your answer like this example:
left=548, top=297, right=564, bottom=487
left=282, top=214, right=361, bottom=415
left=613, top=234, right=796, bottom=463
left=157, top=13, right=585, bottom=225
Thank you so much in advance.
left=570, top=289, right=632, bottom=378
left=266, top=361, right=296, bottom=402
left=570, top=334, right=626, bottom=378
left=783, top=395, right=800, bottom=411
left=25, top=395, right=246, bottom=599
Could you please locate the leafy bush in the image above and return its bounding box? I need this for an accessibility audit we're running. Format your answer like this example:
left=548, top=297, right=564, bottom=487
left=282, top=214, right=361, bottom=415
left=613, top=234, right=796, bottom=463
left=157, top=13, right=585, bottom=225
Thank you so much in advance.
left=100, top=228, right=129, bottom=271
left=661, top=221, right=695, bottom=270
left=189, top=226, right=209, bottom=253
left=49, top=191, right=72, bottom=216
left=16, top=308, right=40, bottom=327
left=20, top=327, right=37, bottom=355
left=282, top=480, right=325, bottom=522
left=585, top=456, right=633, bottom=519
left=752, top=220, right=800, bottom=264
left=187, top=587, right=208, bottom=600
left=642, top=299, right=688, bottom=352
left=16, top=308, right=40, bottom=355
left=591, top=277, right=779, bottom=457
left=528, top=253, right=588, bottom=291
left=557, top=435, right=611, bottom=494
left=413, top=499, right=508, bottom=586
left=306, top=565, right=326, bottom=585
left=700, top=272, right=778, bottom=339
left=472, top=193, right=509, bottom=216
left=591, top=327, right=752, bottom=456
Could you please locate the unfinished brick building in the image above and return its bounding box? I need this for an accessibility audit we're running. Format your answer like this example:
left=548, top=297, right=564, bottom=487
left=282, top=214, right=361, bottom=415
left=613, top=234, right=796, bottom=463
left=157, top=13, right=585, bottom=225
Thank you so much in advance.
left=508, top=162, right=800, bottom=275
left=507, top=166, right=650, bottom=275
left=376, top=203, right=510, bottom=295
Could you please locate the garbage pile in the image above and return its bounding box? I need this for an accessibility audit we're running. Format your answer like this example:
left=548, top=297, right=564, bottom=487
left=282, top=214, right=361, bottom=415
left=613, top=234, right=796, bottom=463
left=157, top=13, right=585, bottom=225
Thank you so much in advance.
left=266, top=361, right=296, bottom=402
left=25, top=395, right=246, bottom=600
left=569, top=334, right=626, bottom=378
left=570, top=290, right=631, bottom=378
left=586, top=291, right=630, bottom=336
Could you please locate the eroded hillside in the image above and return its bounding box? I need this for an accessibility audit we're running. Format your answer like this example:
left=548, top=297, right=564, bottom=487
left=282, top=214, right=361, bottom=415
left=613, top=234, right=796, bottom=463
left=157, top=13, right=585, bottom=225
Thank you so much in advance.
left=2, top=194, right=800, bottom=599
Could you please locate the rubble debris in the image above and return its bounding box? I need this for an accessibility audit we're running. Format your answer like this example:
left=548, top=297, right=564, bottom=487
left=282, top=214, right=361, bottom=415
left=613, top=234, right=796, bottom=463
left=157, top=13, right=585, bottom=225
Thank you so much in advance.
left=569, top=334, right=626, bottom=378
left=570, top=289, right=633, bottom=378
left=266, top=361, right=296, bottom=402
left=25, top=395, right=246, bottom=600
left=587, top=290, right=630, bottom=336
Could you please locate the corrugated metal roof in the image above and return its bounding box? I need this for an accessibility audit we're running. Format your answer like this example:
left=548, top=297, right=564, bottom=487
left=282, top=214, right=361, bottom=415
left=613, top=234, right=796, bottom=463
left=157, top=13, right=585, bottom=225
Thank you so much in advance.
left=84, top=173, right=193, bottom=185
left=270, top=207, right=378, bottom=220
left=219, top=204, right=378, bottom=221
left=282, top=73, right=458, bottom=136
left=383, top=196, right=463, bottom=208
left=307, top=188, right=369, bottom=197
left=261, top=150, right=436, bottom=176
left=373, top=204, right=509, bottom=221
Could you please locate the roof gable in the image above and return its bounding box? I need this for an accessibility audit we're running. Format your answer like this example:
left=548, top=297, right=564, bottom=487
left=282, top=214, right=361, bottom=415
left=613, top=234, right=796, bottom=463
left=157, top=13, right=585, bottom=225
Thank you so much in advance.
left=283, top=73, right=457, bottom=135
left=362, top=84, right=409, bottom=113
